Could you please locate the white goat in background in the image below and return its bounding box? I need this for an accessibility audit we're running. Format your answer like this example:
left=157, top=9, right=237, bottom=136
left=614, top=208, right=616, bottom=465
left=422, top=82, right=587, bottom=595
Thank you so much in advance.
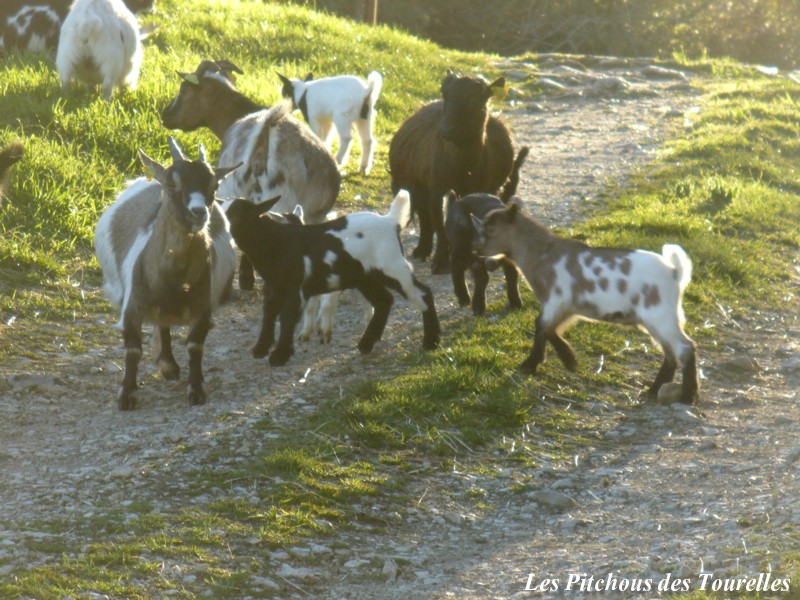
left=56, top=0, right=143, bottom=100
left=278, top=70, right=383, bottom=174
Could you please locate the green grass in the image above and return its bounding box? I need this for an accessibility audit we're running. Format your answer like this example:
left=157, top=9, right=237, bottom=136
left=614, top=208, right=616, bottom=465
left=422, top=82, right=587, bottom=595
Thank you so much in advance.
left=1, top=0, right=799, bottom=596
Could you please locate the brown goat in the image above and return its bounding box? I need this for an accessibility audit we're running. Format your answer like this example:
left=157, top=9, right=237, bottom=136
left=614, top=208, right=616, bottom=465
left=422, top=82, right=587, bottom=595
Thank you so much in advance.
left=0, top=141, right=23, bottom=207
left=389, top=69, right=521, bottom=274
left=162, top=59, right=341, bottom=290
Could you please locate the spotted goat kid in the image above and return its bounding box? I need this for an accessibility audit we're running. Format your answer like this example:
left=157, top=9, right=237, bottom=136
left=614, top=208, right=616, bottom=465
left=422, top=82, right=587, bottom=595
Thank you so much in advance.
left=471, top=203, right=699, bottom=404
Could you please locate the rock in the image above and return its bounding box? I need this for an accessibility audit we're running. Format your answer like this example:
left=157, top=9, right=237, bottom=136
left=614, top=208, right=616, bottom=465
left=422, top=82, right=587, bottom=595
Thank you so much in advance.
left=657, top=382, right=684, bottom=404
left=528, top=489, right=579, bottom=509
left=717, top=356, right=762, bottom=374
left=641, top=65, right=687, bottom=80
left=382, top=557, right=399, bottom=582
left=344, top=558, right=370, bottom=569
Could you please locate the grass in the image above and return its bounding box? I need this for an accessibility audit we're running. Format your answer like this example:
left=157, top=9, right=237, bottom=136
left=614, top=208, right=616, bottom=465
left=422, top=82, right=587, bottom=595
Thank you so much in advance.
left=1, top=0, right=799, bottom=596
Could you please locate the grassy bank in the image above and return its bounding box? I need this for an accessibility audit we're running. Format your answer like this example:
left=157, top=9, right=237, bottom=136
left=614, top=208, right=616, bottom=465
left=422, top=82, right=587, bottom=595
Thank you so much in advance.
left=1, top=0, right=799, bottom=595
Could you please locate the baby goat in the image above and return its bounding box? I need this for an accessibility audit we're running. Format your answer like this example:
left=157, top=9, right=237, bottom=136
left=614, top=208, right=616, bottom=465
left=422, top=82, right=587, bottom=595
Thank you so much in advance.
left=444, top=191, right=521, bottom=316
left=56, top=0, right=146, bottom=100
left=95, top=138, right=239, bottom=410
left=278, top=70, right=383, bottom=174
left=472, top=203, right=699, bottom=404
left=223, top=190, right=440, bottom=366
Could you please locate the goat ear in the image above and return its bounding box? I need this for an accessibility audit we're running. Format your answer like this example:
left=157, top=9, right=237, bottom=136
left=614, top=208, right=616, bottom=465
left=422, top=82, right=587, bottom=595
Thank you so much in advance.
left=138, top=149, right=167, bottom=184
left=215, top=59, right=244, bottom=75
left=304, top=72, right=313, bottom=82
left=255, top=195, right=282, bottom=215
left=487, top=77, right=508, bottom=100
left=177, top=71, right=200, bottom=85
left=214, top=161, right=242, bottom=182
left=292, top=204, right=305, bottom=221
left=277, top=72, right=291, bottom=86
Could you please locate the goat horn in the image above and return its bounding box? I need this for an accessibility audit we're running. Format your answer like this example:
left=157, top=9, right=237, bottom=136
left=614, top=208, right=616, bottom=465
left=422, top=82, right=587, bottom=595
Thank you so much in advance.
left=215, top=59, right=244, bottom=75
left=177, top=71, right=200, bottom=85
left=167, top=136, right=186, bottom=162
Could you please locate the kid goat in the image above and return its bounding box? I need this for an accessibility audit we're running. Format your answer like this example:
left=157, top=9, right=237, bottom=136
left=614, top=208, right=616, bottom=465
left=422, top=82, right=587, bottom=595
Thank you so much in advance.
left=95, top=138, right=239, bottom=410
left=223, top=190, right=441, bottom=367
left=56, top=0, right=150, bottom=100
left=471, top=203, right=699, bottom=404
left=278, top=70, right=383, bottom=174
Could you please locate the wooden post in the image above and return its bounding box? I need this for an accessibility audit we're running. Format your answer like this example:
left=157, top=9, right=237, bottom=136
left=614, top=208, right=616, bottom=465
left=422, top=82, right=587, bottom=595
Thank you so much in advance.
left=365, top=0, right=378, bottom=25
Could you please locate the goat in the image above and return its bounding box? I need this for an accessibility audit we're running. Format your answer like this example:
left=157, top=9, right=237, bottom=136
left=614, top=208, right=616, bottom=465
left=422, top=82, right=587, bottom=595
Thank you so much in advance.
left=0, top=141, right=24, bottom=208
left=222, top=190, right=440, bottom=366
left=162, top=59, right=341, bottom=291
left=278, top=70, right=383, bottom=174
left=94, top=137, right=239, bottom=410
left=471, top=202, right=699, bottom=404
left=389, top=68, right=523, bottom=274
left=444, top=190, right=522, bottom=316
left=56, top=0, right=151, bottom=100
left=0, top=0, right=151, bottom=53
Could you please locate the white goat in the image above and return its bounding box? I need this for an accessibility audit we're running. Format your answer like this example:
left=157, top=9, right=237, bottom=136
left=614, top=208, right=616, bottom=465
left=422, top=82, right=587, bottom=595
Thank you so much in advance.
left=278, top=70, right=383, bottom=174
left=95, top=138, right=239, bottom=410
left=56, top=0, right=143, bottom=100
left=472, top=202, right=699, bottom=404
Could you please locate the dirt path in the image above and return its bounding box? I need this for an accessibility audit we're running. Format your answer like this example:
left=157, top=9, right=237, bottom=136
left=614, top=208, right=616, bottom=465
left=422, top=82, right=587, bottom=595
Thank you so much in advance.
left=1, top=56, right=798, bottom=598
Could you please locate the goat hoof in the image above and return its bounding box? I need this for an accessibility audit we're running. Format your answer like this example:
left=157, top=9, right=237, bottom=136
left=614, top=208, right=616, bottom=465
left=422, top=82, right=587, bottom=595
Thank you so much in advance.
left=471, top=305, right=486, bottom=317
left=518, top=360, right=538, bottom=376
left=422, top=334, right=440, bottom=350
left=187, top=386, right=207, bottom=406
left=158, top=360, right=180, bottom=380
left=358, top=339, right=375, bottom=354
left=411, top=247, right=430, bottom=260
left=268, top=350, right=292, bottom=366
left=431, top=262, right=450, bottom=275
left=252, top=342, right=271, bottom=359
left=117, top=388, right=137, bottom=411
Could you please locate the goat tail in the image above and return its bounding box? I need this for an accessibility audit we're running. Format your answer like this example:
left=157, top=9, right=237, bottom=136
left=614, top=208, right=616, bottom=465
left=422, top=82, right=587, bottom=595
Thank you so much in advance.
left=389, top=189, right=412, bottom=229
left=366, top=71, right=383, bottom=104
left=662, top=244, right=692, bottom=291
left=360, top=71, right=383, bottom=120
left=499, top=145, right=531, bottom=202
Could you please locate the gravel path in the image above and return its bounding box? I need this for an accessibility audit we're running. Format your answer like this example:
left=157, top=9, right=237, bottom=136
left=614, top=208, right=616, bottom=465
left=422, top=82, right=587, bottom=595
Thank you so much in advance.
left=1, top=55, right=798, bottom=598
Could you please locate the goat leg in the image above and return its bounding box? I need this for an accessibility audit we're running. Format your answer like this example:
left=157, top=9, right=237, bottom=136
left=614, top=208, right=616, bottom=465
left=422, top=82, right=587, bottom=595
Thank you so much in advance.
left=186, top=314, right=211, bottom=406
left=647, top=353, right=677, bottom=398
left=451, top=260, right=472, bottom=308
left=118, top=315, right=143, bottom=410
left=470, top=261, right=490, bottom=316
left=155, top=327, right=180, bottom=380
left=679, top=348, right=700, bottom=405
left=269, top=296, right=301, bottom=366
left=547, top=332, right=577, bottom=371
left=253, top=288, right=282, bottom=358
left=357, top=284, right=393, bottom=353
left=414, top=278, right=440, bottom=350
left=501, top=258, right=522, bottom=310
left=239, top=255, right=256, bottom=291
left=520, top=315, right=548, bottom=375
